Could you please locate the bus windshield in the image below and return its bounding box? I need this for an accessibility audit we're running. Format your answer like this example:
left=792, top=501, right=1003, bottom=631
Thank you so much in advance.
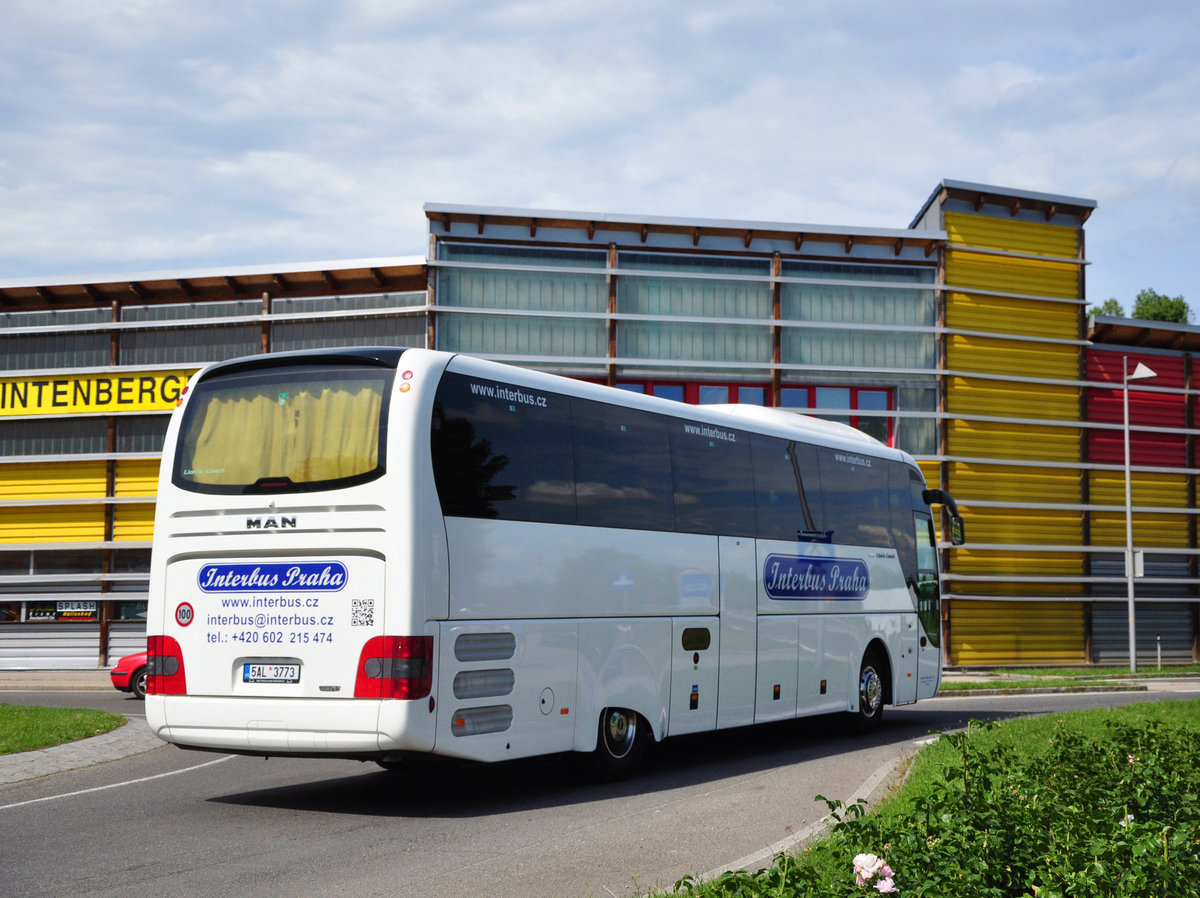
left=173, top=363, right=392, bottom=494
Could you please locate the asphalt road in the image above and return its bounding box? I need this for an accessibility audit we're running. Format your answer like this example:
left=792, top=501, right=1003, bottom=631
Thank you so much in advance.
left=3, top=685, right=1198, bottom=898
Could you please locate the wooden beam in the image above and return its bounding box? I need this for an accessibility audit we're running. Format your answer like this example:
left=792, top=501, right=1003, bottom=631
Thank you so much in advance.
left=530, top=218, right=538, bottom=237
left=224, top=276, right=241, bottom=295
left=1009, top=198, right=1021, bottom=217
left=321, top=270, right=339, bottom=291
left=744, top=229, right=753, bottom=249
left=640, top=223, right=648, bottom=243
left=844, top=235, right=855, bottom=253
left=442, top=213, right=451, bottom=232
left=176, top=278, right=196, bottom=298
left=128, top=281, right=149, bottom=300
left=369, top=267, right=387, bottom=287
left=587, top=221, right=596, bottom=240
left=692, top=227, right=700, bottom=246
left=794, top=233, right=805, bottom=250
left=974, top=193, right=985, bottom=212
left=477, top=215, right=486, bottom=235
left=1044, top=203, right=1057, bottom=222
left=894, top=238, right=904, bottom=257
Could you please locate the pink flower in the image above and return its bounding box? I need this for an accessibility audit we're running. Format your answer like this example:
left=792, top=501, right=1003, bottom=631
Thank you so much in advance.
left=875, top=875, right=898, bottom=893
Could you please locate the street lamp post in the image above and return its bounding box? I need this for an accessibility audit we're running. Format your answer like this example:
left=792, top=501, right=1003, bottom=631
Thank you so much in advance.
left=1123, top=356, right=1156, bottom=674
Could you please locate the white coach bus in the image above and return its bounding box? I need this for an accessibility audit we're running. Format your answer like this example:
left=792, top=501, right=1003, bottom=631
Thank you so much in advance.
left=144, top=347, right=963, bottom=779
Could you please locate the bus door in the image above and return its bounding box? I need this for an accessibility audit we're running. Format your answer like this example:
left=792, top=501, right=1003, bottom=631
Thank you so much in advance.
left=914, top=512, right=942, bottom=697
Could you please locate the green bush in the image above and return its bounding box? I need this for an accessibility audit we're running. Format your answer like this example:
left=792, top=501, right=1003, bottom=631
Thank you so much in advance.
left=666, top=709, right=1200, bottom=897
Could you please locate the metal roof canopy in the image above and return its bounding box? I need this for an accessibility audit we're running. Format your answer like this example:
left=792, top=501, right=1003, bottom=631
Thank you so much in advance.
left=0, top=257, right=428, bottom=313
left=1089, top=314, right=1200, bottom=354
left=911, top=179, right=1097, bottom=228
left=425, top=202, right=945, bottom=257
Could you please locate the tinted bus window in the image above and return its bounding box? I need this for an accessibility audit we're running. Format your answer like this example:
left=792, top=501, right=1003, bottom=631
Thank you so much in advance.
left=431, top=373, right=576, bottom=523
left=750, top=434, right=823, bottom=541
left=174, top=363, right=390, bottom=494
left=572, top=400, right=673, bottom=530
left=669, top=418, right=755, bottom=536
left=889, top=461, right=919, bottom=579
left=817, top=447, right=893, bottom=548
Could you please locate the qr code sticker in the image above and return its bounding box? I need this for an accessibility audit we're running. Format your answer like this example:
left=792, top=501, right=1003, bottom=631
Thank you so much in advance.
left=351, top=598, right=374, bottom=627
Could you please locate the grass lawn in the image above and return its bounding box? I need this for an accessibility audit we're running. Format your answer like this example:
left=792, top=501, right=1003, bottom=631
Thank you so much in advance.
left=0, top=704, right=126, bottom=755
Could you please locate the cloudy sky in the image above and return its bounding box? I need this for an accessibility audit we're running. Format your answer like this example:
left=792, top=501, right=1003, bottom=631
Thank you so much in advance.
left=2, top=1, right=1197, bottom=310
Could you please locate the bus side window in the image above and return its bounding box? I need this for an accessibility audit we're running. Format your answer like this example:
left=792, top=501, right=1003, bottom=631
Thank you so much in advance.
left=750, top=434, right=822, bottom=541
left=669, top=419, right=755, bottom=537
left=572, top=399, right=674, bottom=531
left=431, top=373, right=576, bottom=524
left=888, top=462, right=918, bottom=580
left=815, top=447, right=893, bottom=548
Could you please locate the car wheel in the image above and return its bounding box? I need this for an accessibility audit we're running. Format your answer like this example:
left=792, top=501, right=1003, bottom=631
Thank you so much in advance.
left=131, top=666, right=148, bottom=700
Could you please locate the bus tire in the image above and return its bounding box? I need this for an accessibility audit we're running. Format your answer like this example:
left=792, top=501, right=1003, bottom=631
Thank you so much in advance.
left=853, top=651, right=887, bottom=731
left=582, top=707, right=647, bottom=782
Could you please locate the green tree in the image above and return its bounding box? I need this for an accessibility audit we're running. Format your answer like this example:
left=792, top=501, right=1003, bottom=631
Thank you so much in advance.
left=1131, top=287, right=1191, bottom=323
left=1089, top=298, right=1125, bottom=317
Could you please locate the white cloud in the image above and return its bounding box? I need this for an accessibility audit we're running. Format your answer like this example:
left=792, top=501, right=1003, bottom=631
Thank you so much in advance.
left=0, top=0, right=1197, bottom=304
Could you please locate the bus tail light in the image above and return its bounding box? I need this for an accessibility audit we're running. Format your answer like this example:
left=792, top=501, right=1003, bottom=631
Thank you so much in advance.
left=355, top=636, right=434, bottom=699
left=146, top=634, right=187, bottom=695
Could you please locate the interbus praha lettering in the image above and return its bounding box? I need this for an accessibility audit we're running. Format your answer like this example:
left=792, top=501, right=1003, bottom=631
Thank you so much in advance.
left=144, top=347, right=964, bottom=779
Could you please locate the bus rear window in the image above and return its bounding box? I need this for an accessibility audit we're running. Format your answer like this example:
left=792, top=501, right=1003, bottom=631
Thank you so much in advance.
left=173, top=363, right=391, bottom=494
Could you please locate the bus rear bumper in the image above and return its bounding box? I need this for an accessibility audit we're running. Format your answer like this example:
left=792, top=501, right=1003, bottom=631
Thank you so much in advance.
left=147, top=695, right=435, bottom=757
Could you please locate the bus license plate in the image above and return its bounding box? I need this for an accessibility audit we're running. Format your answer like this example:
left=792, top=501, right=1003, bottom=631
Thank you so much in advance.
left=243, top=663, right=300, bottom=684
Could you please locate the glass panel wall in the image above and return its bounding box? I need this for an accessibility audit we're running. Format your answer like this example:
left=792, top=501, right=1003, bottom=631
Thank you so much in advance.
left=780, top=261, right=936, bottom=383
left=436, top=244, right=607, bottom=358
left=121, top=300, right=262, bottom=365
left=0, top=309, right=111, bottom=370
left=617, top=253, right=771, bottom=376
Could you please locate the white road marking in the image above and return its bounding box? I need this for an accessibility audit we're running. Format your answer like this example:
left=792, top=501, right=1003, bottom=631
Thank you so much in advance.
left=0, top=754, right=234, bottom=811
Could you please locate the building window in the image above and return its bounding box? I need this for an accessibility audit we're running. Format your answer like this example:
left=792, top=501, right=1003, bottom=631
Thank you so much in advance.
left=780, top=386, right=893, bottom=445
left=618, top=381, right=770, bottom=405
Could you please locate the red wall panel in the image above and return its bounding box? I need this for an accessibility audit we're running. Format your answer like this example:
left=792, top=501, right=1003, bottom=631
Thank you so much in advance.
left=1086, top=349, right=1186, bottom=466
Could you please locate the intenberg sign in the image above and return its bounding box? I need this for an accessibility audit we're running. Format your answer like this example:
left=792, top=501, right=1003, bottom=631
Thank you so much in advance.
left=0, top=370, right=196, bottom=416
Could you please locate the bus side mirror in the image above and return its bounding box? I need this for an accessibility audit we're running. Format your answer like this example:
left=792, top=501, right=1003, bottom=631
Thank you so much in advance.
left=922, top=488, right=966, bottom=546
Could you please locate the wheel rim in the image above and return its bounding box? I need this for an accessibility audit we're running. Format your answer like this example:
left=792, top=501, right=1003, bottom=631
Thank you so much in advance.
left=134, top=670, right=147, bottom=698
left=602, top=709, right=637, bottom=759
left=859, top=665, right=882, bottom=717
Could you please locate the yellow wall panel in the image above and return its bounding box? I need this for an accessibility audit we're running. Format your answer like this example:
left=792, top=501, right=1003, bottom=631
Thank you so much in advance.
left=1088, top=471, right=1188, bottom=508
left=949, top=600, right=1086, bottom=665
left=944, top=211, right=1079, bottom=259
left=946, top=255, right=1080, bottom=300
left=1089, top=513, right=1190, bottom=548
left=0, top=506, right=106, bottom=543
left=945, top=292, right=1079, bottom=340
left=960, top=505, right=1082, bottom=545
left=0, top=461, right=108, bottom=500
left=950, top=463, right=1080, bottom=505
left=113, top=504, right=155, bottom=541
left=954, top=549, right=1082, bottom=578
left=947, top=378, right=1079, bottom=420
left=949, top=420, right=1081, bottom=463
left=946, top=333, right=1079, bottom=379
left=115, top=460, right=161, bottom=497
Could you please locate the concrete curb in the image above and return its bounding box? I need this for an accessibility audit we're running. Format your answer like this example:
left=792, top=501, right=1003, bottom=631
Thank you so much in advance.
left=0, top=717, right=164, bottom=785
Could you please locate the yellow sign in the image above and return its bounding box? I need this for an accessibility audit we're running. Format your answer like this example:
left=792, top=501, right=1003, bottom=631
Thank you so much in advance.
left=0, top=370, right=197, bottom=416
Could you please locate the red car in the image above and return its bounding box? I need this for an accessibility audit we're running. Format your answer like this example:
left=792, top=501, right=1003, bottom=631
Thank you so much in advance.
left=109, top=650, right=148, bottom=700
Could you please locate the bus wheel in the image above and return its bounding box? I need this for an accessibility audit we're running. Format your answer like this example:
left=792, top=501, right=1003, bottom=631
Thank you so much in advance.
left=854, top=652, right=886, bottom=731
left=584, top=707, right=647, bottom=782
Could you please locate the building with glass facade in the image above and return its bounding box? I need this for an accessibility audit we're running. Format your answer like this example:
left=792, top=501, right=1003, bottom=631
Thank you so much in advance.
left=2, top=180, right=1196, bottom=668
